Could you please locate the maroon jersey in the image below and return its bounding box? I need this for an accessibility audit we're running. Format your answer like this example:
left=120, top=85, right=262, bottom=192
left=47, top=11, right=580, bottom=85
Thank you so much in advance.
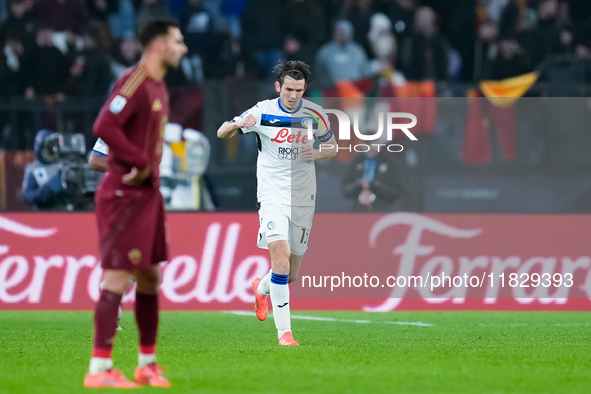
left=93, top=64, right=169, bottom=188
left=93, top=64, right=169, bottom=269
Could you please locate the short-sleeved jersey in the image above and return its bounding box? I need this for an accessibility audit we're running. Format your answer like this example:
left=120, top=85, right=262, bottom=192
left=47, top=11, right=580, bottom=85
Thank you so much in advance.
left=92, top=138, right=108, bottom=156
left=93, top=64, right=169, bottom=188
left=235, top=98, right=332, bottom=207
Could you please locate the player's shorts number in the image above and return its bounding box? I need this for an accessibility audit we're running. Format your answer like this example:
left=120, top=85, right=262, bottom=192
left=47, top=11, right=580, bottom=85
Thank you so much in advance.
left=300, top=228, right=310, bottom=244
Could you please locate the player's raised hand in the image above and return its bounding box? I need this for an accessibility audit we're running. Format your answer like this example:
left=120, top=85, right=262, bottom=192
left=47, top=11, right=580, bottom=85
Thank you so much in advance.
left=122, top=166, right=151, bottom=185
left=236, top=114, right=257, bottom=129
left=301, top=144, right=317, bottom=162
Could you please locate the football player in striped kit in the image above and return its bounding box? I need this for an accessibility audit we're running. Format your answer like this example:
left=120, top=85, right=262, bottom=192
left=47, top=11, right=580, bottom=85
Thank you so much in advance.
left=217, top=60, right=337, bottom=345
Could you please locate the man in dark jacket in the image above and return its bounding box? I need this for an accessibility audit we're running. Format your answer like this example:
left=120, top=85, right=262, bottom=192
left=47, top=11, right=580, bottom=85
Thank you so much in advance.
left=341, top=145, right=403, bottom=212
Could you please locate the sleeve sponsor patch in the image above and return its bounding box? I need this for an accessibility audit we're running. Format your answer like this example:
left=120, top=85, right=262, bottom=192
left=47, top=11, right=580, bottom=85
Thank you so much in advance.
left=318, top=129, right=334, bottom=143
left=109, top=95, right=127, bottom=114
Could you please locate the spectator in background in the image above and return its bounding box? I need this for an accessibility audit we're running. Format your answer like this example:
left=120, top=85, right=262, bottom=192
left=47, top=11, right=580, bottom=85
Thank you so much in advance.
left=330, top=0, right=355, bottom=23
left=65, top=24, right=112, bottom=97
left=0, top=0, right=36, bottom=148
left=498, top=0, right=532, bottom=39
left=346, top=0, right=377, bottom=57
left=34, top=0, right=87, bottom=32
left=380, top=0, right=416, bottom=44
left=240, top=0, right=285, bottom=79
left=341, top=144, right=403, bottom=212
left=486, top=37, right=531, bottom=79
left=1, top=0, right=8, bottom=23
left=529, top=0, right=562, bottom=65
left=568, top=0, right=591, bottom=32
left=283, top=0, right=326, bottom=67
left=438, top=0, right=477, bottom=81
left=495, top=0, right=538, bottom=70
left=110, top=36, right=141, bottom=79
left=555, top=24, right=576, bottom=56
left=179, top=0, right=215, bottom=77
left=0, top=0, right=36, bottom=98
left=0, top=0, right=35, bottom=52
left=136, top=0, right=167, bottom=16
left=216, top=36, right=261, bottom=79
left=167, top=0, right=185, bottom=17
left=221, top=0, right=248, bottom=37
left=0, top=36, right=25, bottom=97
left=478, top=0, right=509, bottom=24
left=0, top=34, right=27, bottom=148
left=400, top=6, right=449, bottom=82
left=367, top=13, right=404, bottom=82
left=551, top=2, right=577, bottom=57
left=574, top=27, right=591, bottom=60
left=21, top=25, right=68, bottom=101
left=107, top=0, right=135, bottom=39
left=314, top=19, right=370, bottom=89
left=86, top=0, right=118, bottom=22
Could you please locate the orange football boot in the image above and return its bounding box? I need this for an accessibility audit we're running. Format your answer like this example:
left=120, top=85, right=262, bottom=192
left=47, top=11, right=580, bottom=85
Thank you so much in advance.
left=279, top=332, right=299, bottom=346
left=134, top=363, right=171, bottom=387
left=83, top=369, right=140, bottom=389
left=252, top=277, right=268, bottom=321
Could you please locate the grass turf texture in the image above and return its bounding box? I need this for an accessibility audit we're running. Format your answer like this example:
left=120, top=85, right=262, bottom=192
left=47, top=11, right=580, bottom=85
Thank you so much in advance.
left=1, top=311, right=590, bottom=393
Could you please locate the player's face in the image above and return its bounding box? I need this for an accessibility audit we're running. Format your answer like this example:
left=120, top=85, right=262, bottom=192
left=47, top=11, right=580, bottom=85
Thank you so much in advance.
left=162, top=27, right=188, bottom=69
left=276, top=76, right=306, bottom=110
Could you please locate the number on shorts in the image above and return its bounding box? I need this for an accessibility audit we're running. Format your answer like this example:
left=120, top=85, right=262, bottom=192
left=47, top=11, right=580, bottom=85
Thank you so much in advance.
left=300, top=228, right=309, bottom=244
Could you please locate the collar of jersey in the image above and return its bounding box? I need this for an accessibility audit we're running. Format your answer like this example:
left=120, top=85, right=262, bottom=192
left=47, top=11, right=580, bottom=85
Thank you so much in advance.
left=278, top=98, right=302, bottom=114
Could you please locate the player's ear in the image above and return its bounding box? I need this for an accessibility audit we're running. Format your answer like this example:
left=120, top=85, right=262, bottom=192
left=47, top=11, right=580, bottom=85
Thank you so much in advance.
left=275, top=81, right=281, bottom=93
left=154, top=36, right=166, bottom=53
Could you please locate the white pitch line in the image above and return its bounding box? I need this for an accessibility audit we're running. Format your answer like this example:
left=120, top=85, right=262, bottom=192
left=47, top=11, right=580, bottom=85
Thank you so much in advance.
left=224, top=311, right=433, bottom=326
left=385, top=321, right=434, bottom=327
left=291, top=315, right=372, bottom=324
left=480, top=323, right=591, bottom=327
left=226, top=310, right=261, bottom=317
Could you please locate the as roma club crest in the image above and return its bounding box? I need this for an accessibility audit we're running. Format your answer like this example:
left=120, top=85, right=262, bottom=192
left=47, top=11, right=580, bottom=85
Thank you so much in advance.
left=128, top=248, right=142, bottom=265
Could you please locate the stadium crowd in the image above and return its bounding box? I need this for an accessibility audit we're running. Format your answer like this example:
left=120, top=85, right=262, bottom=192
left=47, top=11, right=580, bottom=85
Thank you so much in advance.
left=1, top=0, right=591, bottom=101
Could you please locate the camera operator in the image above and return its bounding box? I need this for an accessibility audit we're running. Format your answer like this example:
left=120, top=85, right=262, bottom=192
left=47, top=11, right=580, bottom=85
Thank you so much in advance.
left=21, top=129, right=68, bottom=210
left=22, top=129, right=101, bottom=210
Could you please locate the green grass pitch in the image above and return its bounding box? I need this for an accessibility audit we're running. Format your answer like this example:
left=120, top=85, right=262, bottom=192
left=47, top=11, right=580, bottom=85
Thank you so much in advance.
left=1, top=310, right=590, bottom=393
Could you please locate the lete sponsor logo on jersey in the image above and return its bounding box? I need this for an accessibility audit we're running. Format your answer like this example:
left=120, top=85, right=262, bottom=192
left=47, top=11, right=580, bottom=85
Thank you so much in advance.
left=109, top=95, right=127, bottom=114
left=271, top=128, right=309, bottom=144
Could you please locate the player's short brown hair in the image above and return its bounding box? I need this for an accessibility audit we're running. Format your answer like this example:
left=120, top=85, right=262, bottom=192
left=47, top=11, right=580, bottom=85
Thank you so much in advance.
left=136, top=16, right=179, bottom=48
left=274, top=60, right=312, bottom=86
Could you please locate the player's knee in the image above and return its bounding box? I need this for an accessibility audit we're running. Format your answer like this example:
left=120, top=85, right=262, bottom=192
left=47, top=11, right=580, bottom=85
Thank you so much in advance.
left=102, top=276, right=134, bottom=295
left=135, top=269, right=161, bottom=293
left=271, top=257, right=290, bottom=275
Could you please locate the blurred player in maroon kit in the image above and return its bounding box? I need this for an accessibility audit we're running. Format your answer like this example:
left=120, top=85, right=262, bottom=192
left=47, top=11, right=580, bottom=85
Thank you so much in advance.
left=83, top=16, right=187, bottom=389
